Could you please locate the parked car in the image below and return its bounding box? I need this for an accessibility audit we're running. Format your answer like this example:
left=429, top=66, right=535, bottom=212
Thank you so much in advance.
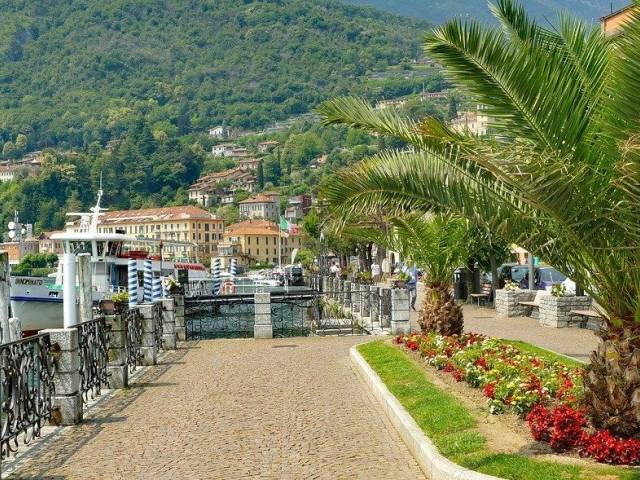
left=518, top=266, right=567, bottom=290
left=496, top=263, right=528, bottom=288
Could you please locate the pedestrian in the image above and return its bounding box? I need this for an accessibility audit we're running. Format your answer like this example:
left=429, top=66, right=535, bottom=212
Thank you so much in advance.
left=330, top=261, right=341, bottom=279
left=404, top=263, right=418, bottom=310
left=371, top=260, right=381, bottom=283
left=381, top=257, right=390, bottom=280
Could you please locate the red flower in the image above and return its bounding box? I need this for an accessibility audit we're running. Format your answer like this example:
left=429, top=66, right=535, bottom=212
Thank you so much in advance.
left=473, top=356, right=490, bottom=371
left=453, top=368, right=464, bottom=382
left=526, top=404, right=552, bottom=442
left=482, top=382, right=496, bottom=399
left=443, top=363, right=455, bottom=373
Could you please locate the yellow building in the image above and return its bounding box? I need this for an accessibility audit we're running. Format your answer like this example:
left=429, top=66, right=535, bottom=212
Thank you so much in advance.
left=223, top=219, right=301, bottom=265
left=601, top=4, right=638, bottom=36
left=85, top=205, right=223, bottom=260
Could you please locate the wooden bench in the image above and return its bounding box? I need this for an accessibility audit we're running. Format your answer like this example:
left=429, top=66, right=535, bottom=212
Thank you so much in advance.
left=519, top=290, right=546, bottom=314
left=569, top=309, right=603, bottom=330
left=470, top=283, right=493, bottom=306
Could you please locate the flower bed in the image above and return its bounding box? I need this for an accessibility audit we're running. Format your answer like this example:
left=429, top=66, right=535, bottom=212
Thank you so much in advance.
left=395, top=332, right=640, bottom=466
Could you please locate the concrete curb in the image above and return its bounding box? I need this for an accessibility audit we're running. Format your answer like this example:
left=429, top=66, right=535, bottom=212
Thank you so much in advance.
left=350, top=345, right=502, bottom=480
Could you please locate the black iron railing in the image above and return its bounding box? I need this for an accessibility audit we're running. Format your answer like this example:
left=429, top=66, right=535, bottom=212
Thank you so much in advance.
left=76, top=317, right=110, bottom=401
left=124, top=307, right=143, bottom=373
left=186, top=296, right=255, bottom=340
left=152, top=303, right=164, bottom=352
left=271, top=294, right=318, bottom=338
left=0, top=333, right=56, bottom=459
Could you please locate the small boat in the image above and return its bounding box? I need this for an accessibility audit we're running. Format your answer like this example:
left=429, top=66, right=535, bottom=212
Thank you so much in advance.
left=10, top=189, right=209, bottom=333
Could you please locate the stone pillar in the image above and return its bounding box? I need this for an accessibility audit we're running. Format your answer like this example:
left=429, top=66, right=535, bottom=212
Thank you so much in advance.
left=495, top=289, right=534, bottom=317
left=380, top=287, right=392, bottom=328
left=352, top=282, right=361, bottom=312
left=254, top=292, right=272, bottom=339
left=361, top=285, right=371, bottom=318
left=161, top=298, right=177, bottom=350
left=539, top=295, right=591, bottom=328
left=343, top=281, right=351, bottom=309
left=321, top=276, right=329, bottom=295
left=105, top=314, right=128, bottom=389
left=77, top=253, right=93, bottom=324
left=172, top=294, right=186, bottom=342
left=391, top=288, right=410, bottom=335
left=138, top=304, right=157, bottom=366
left=370, top=285, right=380, bottom=325
left=44, top=328, right=83, bottom=425
left=334, top=279, right=341, bottom=300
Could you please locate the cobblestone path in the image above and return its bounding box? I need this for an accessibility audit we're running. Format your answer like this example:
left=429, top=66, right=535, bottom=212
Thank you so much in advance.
left=8, top=337, right=425, bottom=480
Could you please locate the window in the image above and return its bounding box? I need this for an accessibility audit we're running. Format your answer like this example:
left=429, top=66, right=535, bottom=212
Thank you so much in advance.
left=205, top=223, right=210, bottom=231
left=192, top=223, right=196, bottom=229
left=248, top=237, right=251, bottom=245
left=192, top=233, right=196, bottom=240
left=205, top=233, right=209, bottom=242
left=257, top=249, right=260, bottom=255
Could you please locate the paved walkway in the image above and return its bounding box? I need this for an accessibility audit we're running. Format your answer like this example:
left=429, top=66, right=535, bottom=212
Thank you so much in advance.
left=408, top=283, right=598, bottom=363
left=8, top=337, right=424, bottom=480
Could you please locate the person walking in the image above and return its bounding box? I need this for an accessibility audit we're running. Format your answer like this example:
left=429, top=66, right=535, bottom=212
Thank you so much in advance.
left=371, top=261, right=381, bottom=283
left=403, top=263, right=418, bottom=310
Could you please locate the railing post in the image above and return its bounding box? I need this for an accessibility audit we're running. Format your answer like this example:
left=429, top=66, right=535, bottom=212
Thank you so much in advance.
left=361, top=285, right=371, bottom=318
left=254, top=292, right=272, bottom=339
left=172, top=293, right=186, bottom=342
left=0, top=251, right=10, bottom=343
left=138, top=304, right=157, bottom=366
left=43, top=328, right=83, bottom=425
left=106, top=313, right=128, bottom=389
left=391, top=288, right=410, bottom=335
left=321, top=276, right=330, bottom=296
left=161, top=298, right=177, bottom=350
left=380, top=287, right=392, bottom=329
left=352, top=282, right=361, bottom=313
left=343, top=281, right=351, bottom=309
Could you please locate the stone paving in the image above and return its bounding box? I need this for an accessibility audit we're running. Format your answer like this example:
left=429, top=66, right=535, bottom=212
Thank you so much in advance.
left=409, top=283, right=598, bottom=363
left=7, top=337, right=425, bottom=480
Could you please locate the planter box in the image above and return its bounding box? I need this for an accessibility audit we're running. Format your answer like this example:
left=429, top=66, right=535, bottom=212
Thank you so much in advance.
left=539, top=295, right=592, bottom=328
left=495, top=289, right=535, bottom=317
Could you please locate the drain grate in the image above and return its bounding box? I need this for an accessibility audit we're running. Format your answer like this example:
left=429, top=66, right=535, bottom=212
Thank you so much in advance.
left=272, top=344, right=298, bottom=348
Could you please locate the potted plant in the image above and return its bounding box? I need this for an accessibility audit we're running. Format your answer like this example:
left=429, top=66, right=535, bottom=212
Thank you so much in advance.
left=166, top=275, right=182, bottom=294
left=504, top=280, right=519, bottom=291
left=392, top=271, right=411, bottom=289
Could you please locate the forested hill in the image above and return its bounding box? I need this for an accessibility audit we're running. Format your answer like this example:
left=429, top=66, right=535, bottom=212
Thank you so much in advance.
left=0, top=0, right=427, bottom=151
left=342, top=0, right=627, bottom=25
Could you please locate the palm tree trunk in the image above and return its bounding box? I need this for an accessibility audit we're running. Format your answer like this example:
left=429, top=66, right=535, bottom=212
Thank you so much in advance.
left=418, top=282, right=464, bottom=336
left=583, top=323, right=640, bottom=437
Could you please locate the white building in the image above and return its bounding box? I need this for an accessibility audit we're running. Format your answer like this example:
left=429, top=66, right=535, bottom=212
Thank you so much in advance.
left=450, top=105, right=490, bottom=136
left=208, top=126, right=229, bottom=139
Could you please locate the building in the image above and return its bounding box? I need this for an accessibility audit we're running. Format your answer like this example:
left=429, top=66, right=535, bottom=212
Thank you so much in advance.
left=284, top=195, right=311, bottom=224
left=450, top=105, right=490, bottom=136
left=421, top=91, right=447, bottom=101
left=0, top=154, right=43, bottom=183
left=237, top=158, right=261, bottom=170
left=208, top=126, right=229, bottom=139
left=239, top=194, right=279, bottom=221
left=73, top=205, right=224, bottom=259
left=38, top=231, right=64, bottom=255
left=375, top=98, right=407, bottom=110
left=601, top=4, right=638, bottom=36
left=230, top=148, right=250, bottom=159
left=211, top=143, right=237, bottom=157
left=257, top=140, right=279, bottom=153
left=188, top=168, right=257, bottom=207
left=223, top=219, right=301, bottom=265
left=0, top=239, right=40, bottom=264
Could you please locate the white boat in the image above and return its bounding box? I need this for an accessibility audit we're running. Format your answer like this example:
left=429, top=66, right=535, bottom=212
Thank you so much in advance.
left=10, top=189, right=210, bottom=333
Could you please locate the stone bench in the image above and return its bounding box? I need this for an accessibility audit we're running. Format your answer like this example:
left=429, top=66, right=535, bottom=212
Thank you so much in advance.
left=518, top=290, right=547, bottom=319
left=569, top=308, right=603, bottom=331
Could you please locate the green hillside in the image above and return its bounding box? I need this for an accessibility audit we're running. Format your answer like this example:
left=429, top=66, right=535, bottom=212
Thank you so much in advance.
left=342, top=0, right=627, bottom=25
left=0, top=0, right=427, bottom=152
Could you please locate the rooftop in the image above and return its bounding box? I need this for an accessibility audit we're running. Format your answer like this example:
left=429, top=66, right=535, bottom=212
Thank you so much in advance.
left=99, top=205, right=220, bottom=224
left=225, top=219, right=280, bottom=236
left=239, top=194, right=277, bottom=204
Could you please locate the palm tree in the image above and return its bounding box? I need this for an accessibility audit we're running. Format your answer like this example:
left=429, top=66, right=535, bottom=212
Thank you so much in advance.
left=340, top=213, right=468, bottom=335
left=317, top=0, right=640, bottom=437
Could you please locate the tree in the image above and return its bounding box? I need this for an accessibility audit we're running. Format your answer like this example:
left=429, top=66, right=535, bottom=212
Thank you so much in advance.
left=446, top=95, right=458, bottom=121
left=2, top=141, right=15, bottom=159
left=318, top=1, right=640, bottom=437
left=257, top=160, right=265, bottom=190
left=15, top=134, right=28, bottom=153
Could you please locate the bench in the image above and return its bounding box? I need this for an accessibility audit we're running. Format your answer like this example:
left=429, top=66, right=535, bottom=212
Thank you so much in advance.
left=470, top=283, right=493, bottom=306
left=519, top=290, right=547, bottom=316
left=569, top=308, right=603, bottom=330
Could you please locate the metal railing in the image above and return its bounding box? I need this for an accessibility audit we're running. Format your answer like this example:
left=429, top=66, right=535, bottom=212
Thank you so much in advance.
left=124, top=307, right=143, bottom=373
left=76, top=317, right=110, bottom=401
left=0, top=333, right=56, bottom=459
left=271, top=293, right=318, bottom=338
left=152, top=303, right=164, bottom=352
left=186, top=296, right=255, bottom=340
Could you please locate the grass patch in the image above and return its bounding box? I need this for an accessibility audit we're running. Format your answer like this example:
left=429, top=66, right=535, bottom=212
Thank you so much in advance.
left=357, top=341, right=640, bottom=480
left=501, top=339, right=585, bottom=369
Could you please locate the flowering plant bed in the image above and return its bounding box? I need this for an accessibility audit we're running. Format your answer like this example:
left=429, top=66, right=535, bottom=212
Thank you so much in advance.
left=396, top=332, right=640, bottom=466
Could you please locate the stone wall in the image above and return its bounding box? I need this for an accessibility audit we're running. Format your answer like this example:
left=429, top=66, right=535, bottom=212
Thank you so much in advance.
left=539, top=295, right=592, bottom=328
left=495, top=289, right=535, bottom=317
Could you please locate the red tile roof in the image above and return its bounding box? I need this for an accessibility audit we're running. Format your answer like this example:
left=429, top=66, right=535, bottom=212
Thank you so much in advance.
left=100, top=205, right=220, bottom=224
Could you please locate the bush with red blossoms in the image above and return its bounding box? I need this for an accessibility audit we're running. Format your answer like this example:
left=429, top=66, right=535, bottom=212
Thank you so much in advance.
left=580, top=430, right=640, bottom=465
left=526, top=404, right=552, bottom=442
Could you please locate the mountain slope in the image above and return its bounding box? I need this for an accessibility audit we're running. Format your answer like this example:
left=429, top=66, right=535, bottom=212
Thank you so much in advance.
left=342, top=0, right=627, bottom=25
left=0, top=0, right=427, bottom=150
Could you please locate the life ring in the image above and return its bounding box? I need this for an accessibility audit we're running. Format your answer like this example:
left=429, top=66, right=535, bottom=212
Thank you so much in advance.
left=220, top=281, right=236, bottom=295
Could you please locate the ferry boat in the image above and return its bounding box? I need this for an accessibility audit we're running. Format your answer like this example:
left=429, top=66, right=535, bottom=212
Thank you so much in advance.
left=10, top=190, right=210, bottom=332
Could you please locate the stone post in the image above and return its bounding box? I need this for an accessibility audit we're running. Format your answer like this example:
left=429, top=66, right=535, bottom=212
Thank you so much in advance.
left=370, top=285, right=380, bottom=325
left=172, top=293, right=186, bottom=342
left=254, top=292, right=272, bottom=339
left=334, top=279, right=341, bottom=300
left=105, top=314, right=128, bottom=389
left=321, top=276, right=330, bottom=295
left=391, top=288, right=410, bottom=335
left=138, top=304, right=157, bottom=366
left=160, top=298, right=177, bottom=350
left=352, top=282, right=361, bottom=313
left=343, top=281, right=351, bottom=309
left=380, top=287, right=392, bottom=328
left=77, top=253, right=93, bottom=324
left=0, top=252, right=10, bottom=344
left=44, top=328, right=83, bottom=425
left=361, top=285, right=371, bottom=318
left=539, top=295, right=592, bottom=328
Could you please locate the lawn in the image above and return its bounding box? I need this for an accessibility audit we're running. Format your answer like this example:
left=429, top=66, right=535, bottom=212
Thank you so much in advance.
left=358, top=341, right=640, bottom=480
